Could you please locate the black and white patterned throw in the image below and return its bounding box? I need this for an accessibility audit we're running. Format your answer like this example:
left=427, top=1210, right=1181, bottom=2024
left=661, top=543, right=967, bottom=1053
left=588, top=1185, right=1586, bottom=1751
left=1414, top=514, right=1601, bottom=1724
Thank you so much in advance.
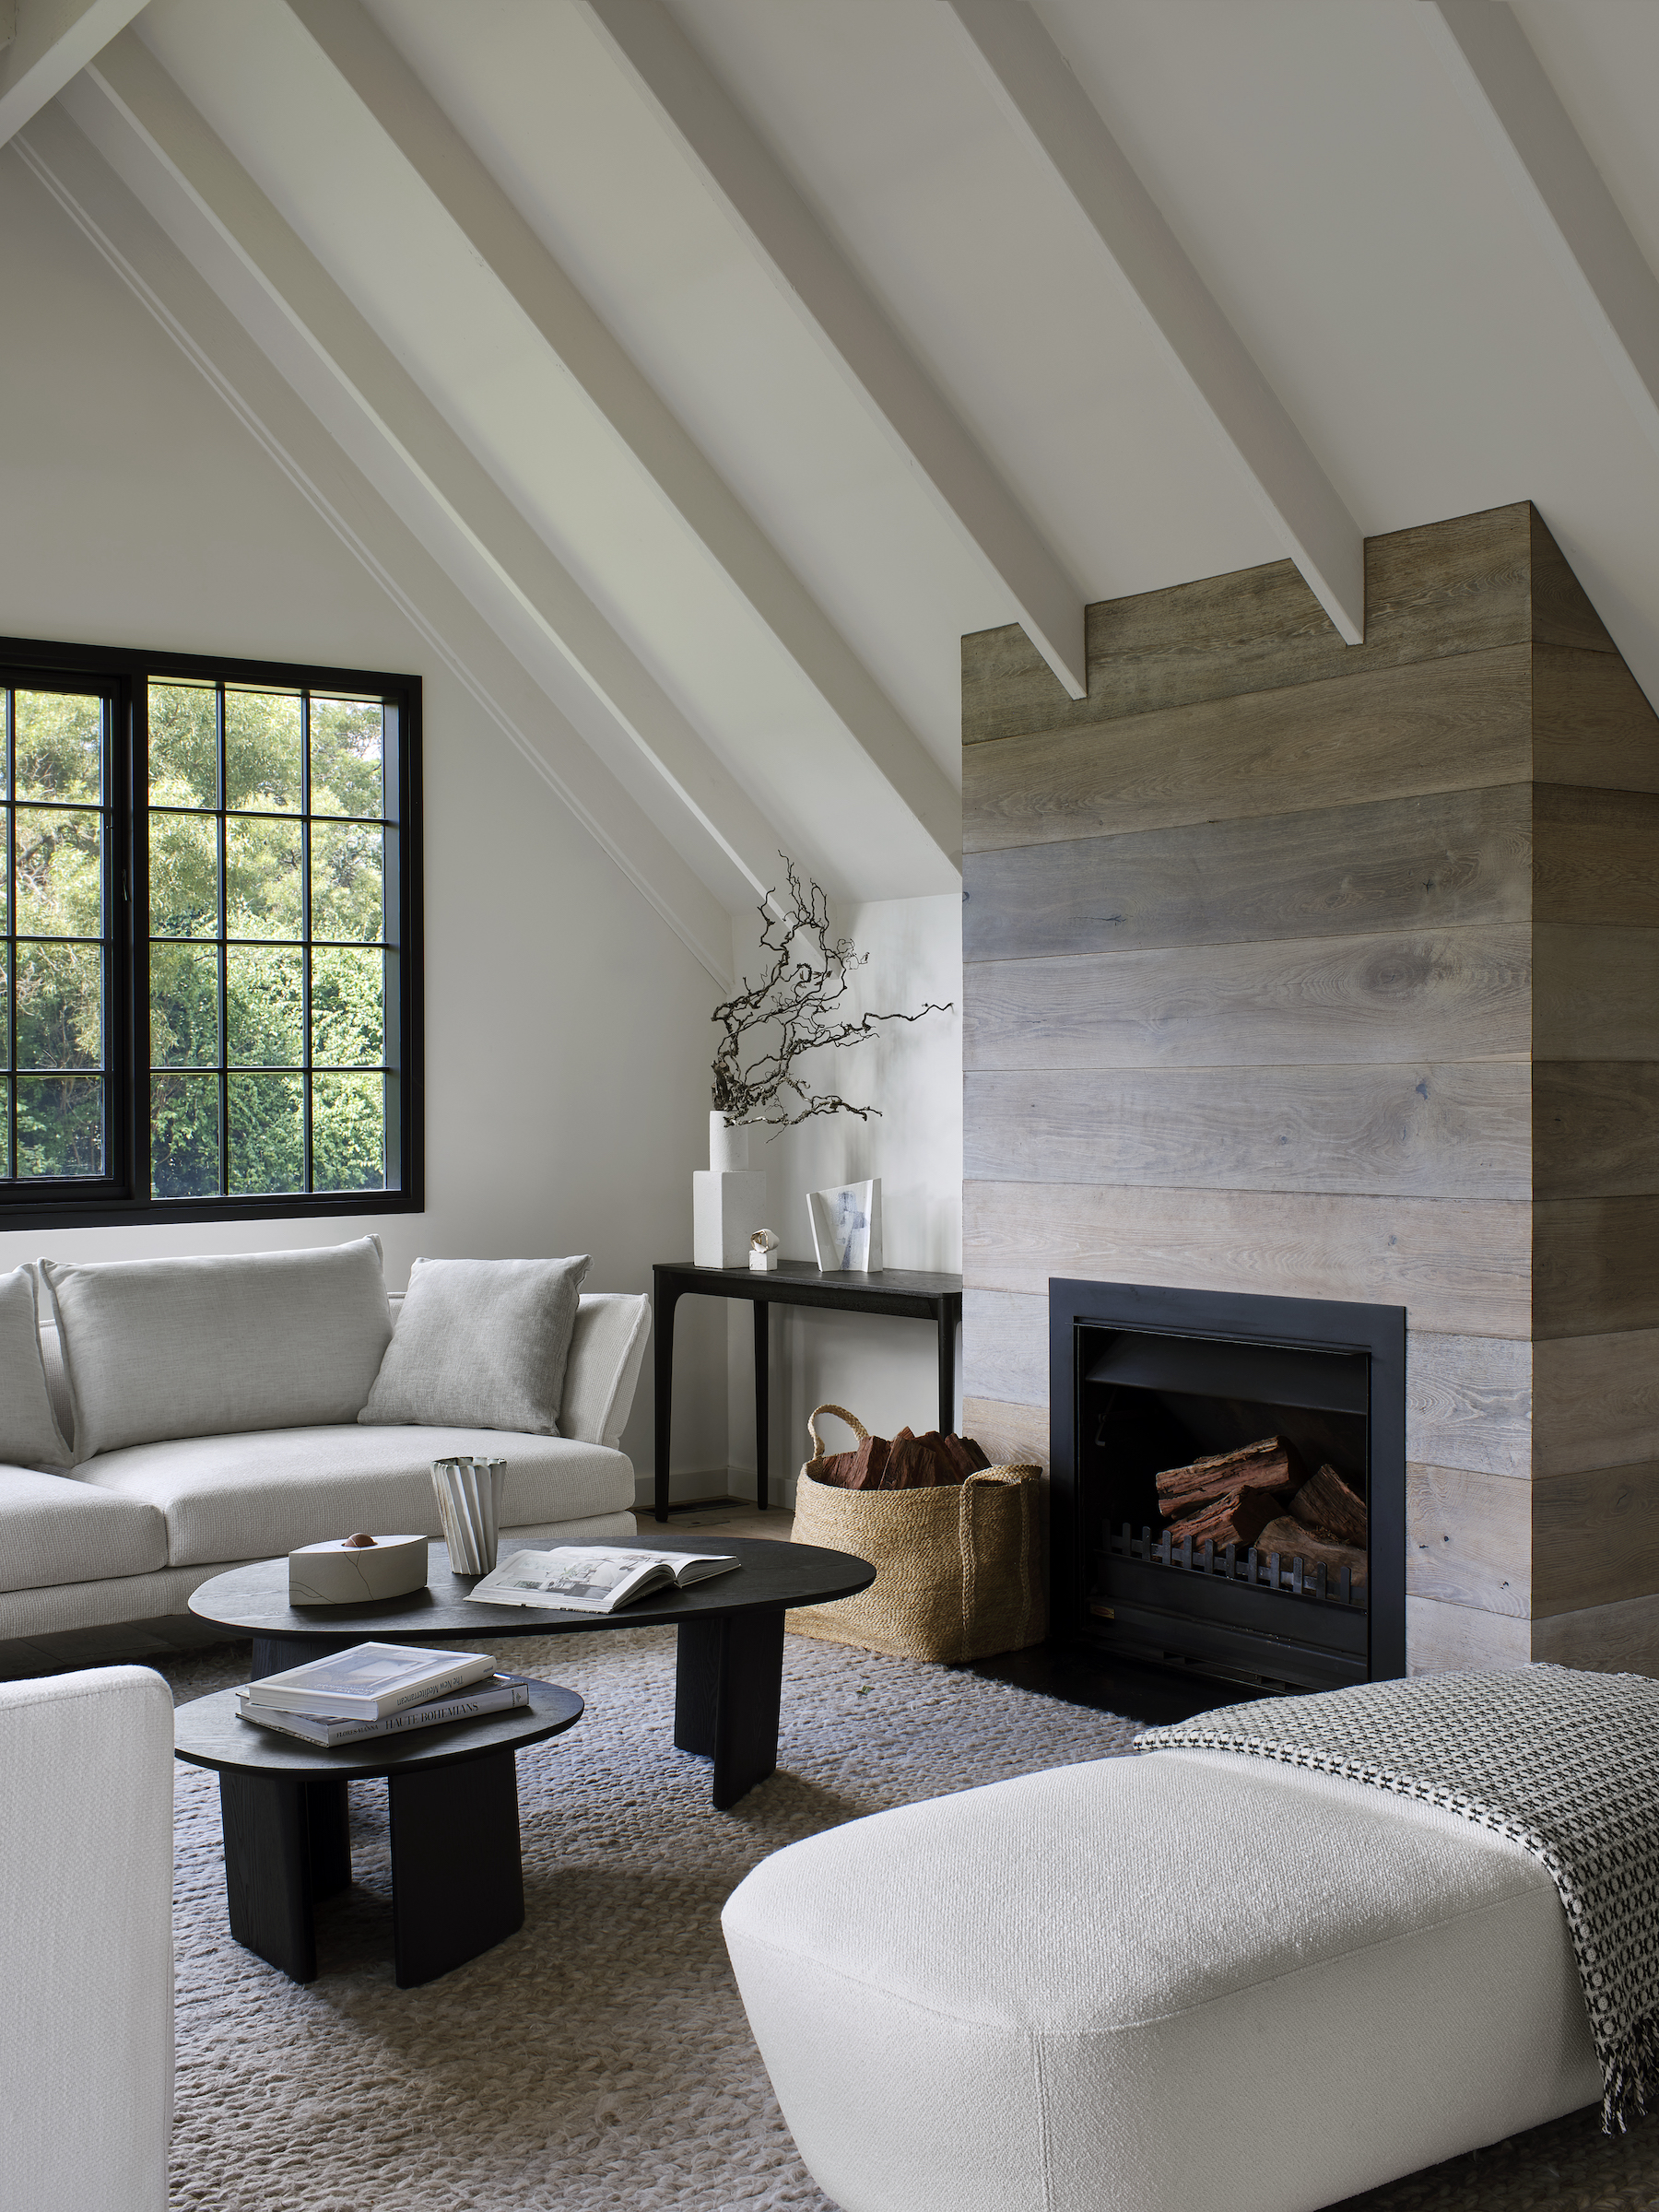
left=1137, top=1665, right=1659, bottom=2133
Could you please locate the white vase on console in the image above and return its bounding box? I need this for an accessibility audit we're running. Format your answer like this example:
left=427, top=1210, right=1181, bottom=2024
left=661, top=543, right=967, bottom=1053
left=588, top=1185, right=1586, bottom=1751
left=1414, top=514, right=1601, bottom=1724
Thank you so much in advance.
left=693, top=1111, right=766, bottom=1268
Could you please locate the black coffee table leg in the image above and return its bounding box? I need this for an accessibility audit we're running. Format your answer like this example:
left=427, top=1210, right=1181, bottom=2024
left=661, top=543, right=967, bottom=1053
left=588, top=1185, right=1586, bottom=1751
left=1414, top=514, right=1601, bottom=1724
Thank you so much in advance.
left=219, top=1769, right=320, bottom=1983
left=388, top=1746, right=524, bottom=1988
left=674, top=1608, right=786, bottom=1810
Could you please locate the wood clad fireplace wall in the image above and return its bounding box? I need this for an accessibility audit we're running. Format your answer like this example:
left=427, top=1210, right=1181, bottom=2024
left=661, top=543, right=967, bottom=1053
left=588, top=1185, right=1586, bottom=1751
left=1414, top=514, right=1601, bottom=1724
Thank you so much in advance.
left=959, top=503, right=1659, bottom=1677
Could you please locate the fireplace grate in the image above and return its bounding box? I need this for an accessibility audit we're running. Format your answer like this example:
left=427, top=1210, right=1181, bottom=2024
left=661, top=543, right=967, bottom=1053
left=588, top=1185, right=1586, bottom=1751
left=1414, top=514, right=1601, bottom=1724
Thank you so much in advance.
left=1100, top=1523, right=1364, bottom=1607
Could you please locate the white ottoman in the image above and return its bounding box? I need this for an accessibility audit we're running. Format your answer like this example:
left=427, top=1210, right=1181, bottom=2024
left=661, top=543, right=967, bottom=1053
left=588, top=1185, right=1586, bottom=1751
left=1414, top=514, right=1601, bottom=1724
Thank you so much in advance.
left=722, top=1749, right=1600, bottom=2212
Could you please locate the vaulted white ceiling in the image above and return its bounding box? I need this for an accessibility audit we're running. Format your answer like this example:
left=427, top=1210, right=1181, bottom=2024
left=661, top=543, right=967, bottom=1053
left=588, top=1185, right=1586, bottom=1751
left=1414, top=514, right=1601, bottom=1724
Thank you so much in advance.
left=9, top=0, right=1659, bottom=978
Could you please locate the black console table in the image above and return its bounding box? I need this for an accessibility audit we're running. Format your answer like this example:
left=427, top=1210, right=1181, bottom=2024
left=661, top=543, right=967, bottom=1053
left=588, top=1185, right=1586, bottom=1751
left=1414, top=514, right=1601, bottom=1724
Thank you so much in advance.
left=651, top=1260, right=963, bottom=1522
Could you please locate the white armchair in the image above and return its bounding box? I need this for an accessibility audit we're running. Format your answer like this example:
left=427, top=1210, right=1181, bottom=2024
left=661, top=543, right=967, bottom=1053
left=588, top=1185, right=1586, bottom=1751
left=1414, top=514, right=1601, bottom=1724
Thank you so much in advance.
left=0, top=1666, right=174, bottom=2212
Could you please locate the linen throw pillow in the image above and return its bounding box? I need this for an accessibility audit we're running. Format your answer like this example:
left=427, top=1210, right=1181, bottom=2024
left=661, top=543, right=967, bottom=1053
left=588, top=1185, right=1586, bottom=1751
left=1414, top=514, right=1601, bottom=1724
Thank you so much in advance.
left=0, top=1266, right=73, bottom=1469
left=358, top=1254, right=590, bottom=1435
left=40, top=1237, right=393, bottom=1460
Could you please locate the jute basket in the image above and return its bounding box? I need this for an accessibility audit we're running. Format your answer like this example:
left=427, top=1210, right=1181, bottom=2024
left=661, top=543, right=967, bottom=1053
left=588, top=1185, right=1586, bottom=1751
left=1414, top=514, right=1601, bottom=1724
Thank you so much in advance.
left=786, top=1405, right=1046, bottom=1664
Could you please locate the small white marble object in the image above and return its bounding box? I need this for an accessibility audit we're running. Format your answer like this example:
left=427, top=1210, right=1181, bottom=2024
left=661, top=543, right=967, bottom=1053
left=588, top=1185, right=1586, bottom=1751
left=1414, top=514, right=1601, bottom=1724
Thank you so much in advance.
left=288, top=1533, right=429, bottom=1606
left=749, top=1229, right=780, bottom=1272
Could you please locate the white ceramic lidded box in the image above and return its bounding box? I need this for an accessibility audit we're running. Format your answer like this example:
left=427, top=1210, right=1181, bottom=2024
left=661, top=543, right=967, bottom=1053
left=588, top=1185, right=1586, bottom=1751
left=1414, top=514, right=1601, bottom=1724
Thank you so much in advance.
left=288, top=1534, right=429, bottom=1606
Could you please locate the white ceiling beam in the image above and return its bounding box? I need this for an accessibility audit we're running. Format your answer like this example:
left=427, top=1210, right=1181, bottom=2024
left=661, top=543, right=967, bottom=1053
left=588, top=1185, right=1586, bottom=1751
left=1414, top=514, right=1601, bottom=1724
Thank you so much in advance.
left=0, top=0, right=147, bottom=146
left=14, top=95, right=736, bottom=985
left=281, top=0, right=960, bottom=875
left=70, top=29, right=792, bottom=912
left=945, top=0, right=1364, bottom=647
left=581, top=0, right=1087, bottom=701
left=1421, top=1, right=1659, bottom=469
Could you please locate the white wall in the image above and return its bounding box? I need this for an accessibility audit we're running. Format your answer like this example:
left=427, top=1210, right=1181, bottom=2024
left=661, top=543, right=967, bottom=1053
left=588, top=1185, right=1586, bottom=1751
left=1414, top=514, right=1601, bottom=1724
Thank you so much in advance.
left=0, top=149, right=727, bottom=1481
left=712, top=889, right=963, bottom=1507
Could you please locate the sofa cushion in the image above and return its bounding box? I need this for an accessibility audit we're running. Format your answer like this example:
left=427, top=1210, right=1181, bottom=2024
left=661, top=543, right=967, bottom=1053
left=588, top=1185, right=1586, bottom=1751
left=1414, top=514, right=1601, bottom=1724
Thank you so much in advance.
left=0, top=1269, right=72, bottom=1469
left=0, top=1468, right=169, bottom=1594
left=559, top=1292, right=651, bottom=1447
left=41, top=1238, right=393, bottom=1459
left=82, top=1424, right=634, bottom=1568
left=359, top=1254, right=589, bottom=1435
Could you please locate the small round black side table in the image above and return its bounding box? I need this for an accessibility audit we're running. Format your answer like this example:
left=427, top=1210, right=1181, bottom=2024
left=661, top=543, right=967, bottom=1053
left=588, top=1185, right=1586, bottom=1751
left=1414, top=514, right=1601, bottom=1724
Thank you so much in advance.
left=175, top=1680, right=582, bottom=1988
left=190, top=1534, right=876, bottom=1812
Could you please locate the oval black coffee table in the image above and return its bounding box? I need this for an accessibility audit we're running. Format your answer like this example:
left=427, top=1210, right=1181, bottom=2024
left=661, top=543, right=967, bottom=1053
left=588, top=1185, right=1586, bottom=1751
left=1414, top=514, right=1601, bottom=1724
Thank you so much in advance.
left=191, top=1535, right=876, bottom=1812
left=176, top=1679, right=582, bottom=1988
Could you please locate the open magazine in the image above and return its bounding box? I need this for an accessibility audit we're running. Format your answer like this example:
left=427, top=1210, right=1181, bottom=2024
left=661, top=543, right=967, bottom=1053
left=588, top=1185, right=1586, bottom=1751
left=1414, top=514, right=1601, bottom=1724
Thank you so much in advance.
left=469, top=1546, right=739, bottom=1615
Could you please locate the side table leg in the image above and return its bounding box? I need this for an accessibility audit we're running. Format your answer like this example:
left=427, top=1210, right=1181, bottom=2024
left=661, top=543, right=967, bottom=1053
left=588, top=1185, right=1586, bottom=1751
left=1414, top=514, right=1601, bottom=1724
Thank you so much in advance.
left=754, top=1300, right=770, bottom=1514
left=674, top=1610, right=786, bottom=1810
left=388, top=1747, right=524, bottom=1988
left=307, top=1776, right=352, bottom=1900
left=218, top=1770, right=318, bottom=1983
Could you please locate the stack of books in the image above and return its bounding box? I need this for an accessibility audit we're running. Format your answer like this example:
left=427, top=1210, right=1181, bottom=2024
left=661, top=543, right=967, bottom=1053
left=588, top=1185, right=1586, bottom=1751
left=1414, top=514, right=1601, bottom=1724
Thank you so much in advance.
left=236, top=1641, right=533, bottom=1747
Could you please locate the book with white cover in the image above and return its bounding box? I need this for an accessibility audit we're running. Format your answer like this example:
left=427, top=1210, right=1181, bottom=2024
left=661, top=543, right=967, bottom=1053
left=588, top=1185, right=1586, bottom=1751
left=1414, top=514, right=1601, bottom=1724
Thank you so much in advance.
left=236, top=1672, right=534, bottom=1747
left=243, top=1641, right=497, bottom=1718
left=470, top=1547, right=739, bottom=1615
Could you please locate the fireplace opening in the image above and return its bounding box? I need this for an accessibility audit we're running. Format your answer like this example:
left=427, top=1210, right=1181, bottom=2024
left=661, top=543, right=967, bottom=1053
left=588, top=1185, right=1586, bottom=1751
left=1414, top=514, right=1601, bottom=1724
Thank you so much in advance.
left=1051, top=1283, right=1406, bottom=1693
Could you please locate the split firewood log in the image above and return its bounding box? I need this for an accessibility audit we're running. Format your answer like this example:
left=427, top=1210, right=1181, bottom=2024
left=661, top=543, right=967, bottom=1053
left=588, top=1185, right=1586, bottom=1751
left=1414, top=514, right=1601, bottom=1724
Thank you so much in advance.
left=1157, top=1436, right=1298, bottom=1515
left=1253, top=1516, right=1368, bottom=1589
left=1286, top=1463, right=1369, bottom=1546
left=1163, top=1484, right=1287, bottom=1552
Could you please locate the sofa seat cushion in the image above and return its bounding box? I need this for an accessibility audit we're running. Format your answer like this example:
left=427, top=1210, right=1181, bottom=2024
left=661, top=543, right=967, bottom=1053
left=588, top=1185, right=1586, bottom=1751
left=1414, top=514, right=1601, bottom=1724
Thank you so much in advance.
left=722, top=1747, right=1601, bottom=2212
left=82, top=1427, right=635, bottom=1569
left=0, top=1469, right=169, bottom=1594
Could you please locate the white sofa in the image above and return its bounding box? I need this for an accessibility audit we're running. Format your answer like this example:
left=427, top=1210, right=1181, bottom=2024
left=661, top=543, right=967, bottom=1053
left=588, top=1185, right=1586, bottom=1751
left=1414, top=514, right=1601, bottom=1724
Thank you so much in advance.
left=724, top=1748, right=1601, bottom=2212
left=0, top=1665, right=174, bottom=2212
left=0, top=1250, right=650, bottom=1643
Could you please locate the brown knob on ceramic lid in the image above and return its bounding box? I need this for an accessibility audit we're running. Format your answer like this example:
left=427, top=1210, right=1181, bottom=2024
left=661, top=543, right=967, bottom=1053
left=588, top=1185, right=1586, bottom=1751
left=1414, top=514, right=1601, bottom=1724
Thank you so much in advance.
left=344, top=1532, right=378, bottom=1547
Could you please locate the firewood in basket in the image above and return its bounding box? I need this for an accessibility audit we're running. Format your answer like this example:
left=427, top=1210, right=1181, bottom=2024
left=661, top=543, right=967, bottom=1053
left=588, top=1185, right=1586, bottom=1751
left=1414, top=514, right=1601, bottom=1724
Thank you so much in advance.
left=818, top=1449, right=857, bottom=1487
left=1164, top=1484, right=1288, bottom=1552
left=1156, top=1436, right=1298, bottom=1514
left=879, top=1429, right=919, bottom=1488
left=940, top=1431, right=988, bottom=1480
left=844, top=1436, right=889, bottom=1490
left=1286, top=1463, right=1369, bottom=1546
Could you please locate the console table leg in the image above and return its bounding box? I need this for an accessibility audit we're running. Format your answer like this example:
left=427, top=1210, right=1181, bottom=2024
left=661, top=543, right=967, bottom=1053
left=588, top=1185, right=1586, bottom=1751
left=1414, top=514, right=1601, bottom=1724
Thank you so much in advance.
left=937, top=1303, right=958, bottom=1437
left=218, top=1769, right=317, bottom=1983
left=673, top=1610, right=786, bottom=1809
left=653, top=1277, right=678, bottom=1524
left=389, top=1747, right=524, bottom=1988
left=754, top=1300, right=770, bottom=1514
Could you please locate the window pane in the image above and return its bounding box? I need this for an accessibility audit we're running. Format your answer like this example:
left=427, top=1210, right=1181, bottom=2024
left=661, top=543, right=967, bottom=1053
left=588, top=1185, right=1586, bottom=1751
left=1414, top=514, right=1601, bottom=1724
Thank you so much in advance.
left=0, top=1079, right=8, bottom=1177
left=148, top=810, right=219, bottom=939
left=224, top=688, right=301, bottom=814
left=15, top=942, right=101, bottom=1069
left=150, top=944, right=220, bottom=1069
left=151, top=1073, right=220, bottom=1198
left=14, top=808, right=101, bottom=938
left=0, top=813, right=7, bottom=936
left=227, top=946, right=303, bottom=1066
left=312, top=1071, right=385, bottom=1192
left=311, top=946, right=383, bottom=1066
left=0, top=695, right=7, bottom=798
left=228, top=1072, right=303, bottom=1194
left=16, top=691, right=101, bottom=804
left=16, top=1076, right=103, bottom=1177
left=309, top=697, right=382, bottom=820
left=310, top=821, right=383, bottom=944
left=226, top=816, right=302, bottom=939
left=148, top=683, right=218, bottom=809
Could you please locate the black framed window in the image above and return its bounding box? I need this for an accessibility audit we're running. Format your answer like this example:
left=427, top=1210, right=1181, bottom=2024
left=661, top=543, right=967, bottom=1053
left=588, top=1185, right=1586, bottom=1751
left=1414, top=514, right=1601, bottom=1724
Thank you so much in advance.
left=0, top=637, right=422, bottom=1227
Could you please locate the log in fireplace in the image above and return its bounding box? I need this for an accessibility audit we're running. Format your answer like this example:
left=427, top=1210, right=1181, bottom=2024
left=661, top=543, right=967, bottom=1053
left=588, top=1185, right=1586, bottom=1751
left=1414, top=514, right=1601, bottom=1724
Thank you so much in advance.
left=1050, top=1281, right=1406, bottom=1692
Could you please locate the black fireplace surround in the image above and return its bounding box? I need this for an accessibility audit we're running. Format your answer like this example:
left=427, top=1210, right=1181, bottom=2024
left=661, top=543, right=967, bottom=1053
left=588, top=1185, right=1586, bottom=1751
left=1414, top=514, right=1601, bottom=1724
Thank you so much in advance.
left=1050, top=1280, right=1406, bottom=1692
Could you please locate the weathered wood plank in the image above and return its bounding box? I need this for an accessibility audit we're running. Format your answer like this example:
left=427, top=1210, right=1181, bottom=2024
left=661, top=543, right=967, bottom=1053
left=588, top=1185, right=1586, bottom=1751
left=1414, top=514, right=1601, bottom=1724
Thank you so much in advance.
left=964, top=1182, right=1532, bottom=1338
left=961, top=1395, right=1051, bottom=1475
left=962, top=505, right=1539, bottom=746
left=962, top=1287, right=1048, bottom=1408
left=1407, top=1464, right=1529, bottom=1616
left=963, top=647, right=1531, bottom=854
left=964, top=927, right=1532, bottom=1070
left=1406, top=1594, right=1530, bottom=1676
left=1534, top=1459, right=1659, bottom=1617
left=1535, top=1328, right=1659, bottom=1477
left=1534, top=925, right=1659, bottom=1059
left=1535, top=1197, right=1659, bottom=1338
left=1530, top=508, right=1618, bottom=654
left=1534, top=646, right=1659, bottom=792
left=965, top=1063, right=1529, bottom=1200
left=964, top=784, right=1531, bottom=961
left=1535, top=1064, right=1659, bottom=1198
left=1535, top=786, right=1659, bottom=926
left=1407, top=1331, right=1533, bottom=1479
left=1532, top=1591, right=1659, bottom=1677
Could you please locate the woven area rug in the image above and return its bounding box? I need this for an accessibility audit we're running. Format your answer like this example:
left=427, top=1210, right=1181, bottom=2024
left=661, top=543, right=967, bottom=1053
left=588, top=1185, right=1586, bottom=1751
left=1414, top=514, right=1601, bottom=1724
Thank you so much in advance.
left=157, top=1631, right=1659, bottom=2211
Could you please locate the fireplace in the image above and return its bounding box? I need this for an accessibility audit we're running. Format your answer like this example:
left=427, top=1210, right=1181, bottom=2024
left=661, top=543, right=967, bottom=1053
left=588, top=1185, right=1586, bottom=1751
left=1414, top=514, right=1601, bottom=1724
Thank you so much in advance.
left=1050, top=1281, right=1406, bottom=1691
